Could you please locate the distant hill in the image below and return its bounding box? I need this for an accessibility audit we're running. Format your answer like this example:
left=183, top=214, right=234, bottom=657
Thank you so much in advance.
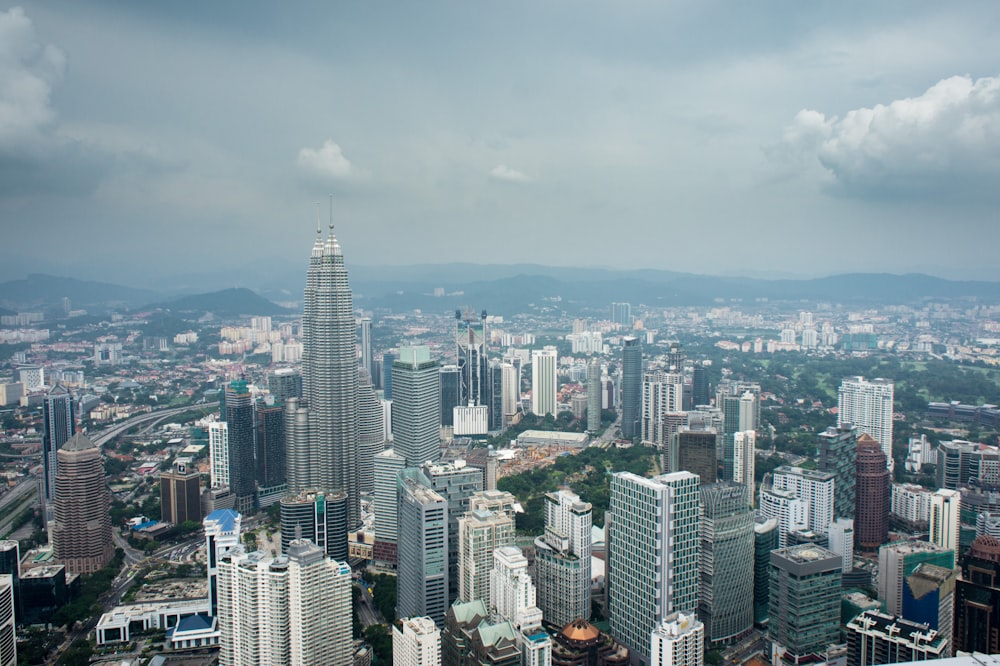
left=148, top=288, right=294, bottom=318
left=0, top=274, right=158, bottom=311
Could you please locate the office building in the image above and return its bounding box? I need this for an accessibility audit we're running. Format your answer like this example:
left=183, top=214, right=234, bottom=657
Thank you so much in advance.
left=692, top=362, right=709, bottom=408
left=51, top=433, right=113, bottom=574
left=160, top=458, right=202, bottom=525
left=892, top=483, right=934, bottom=529
left=978, top=511, right=1000, bottom=539
left=698, top=483, right=753, bottom=646
left=954, top=535, right=1000, bottom=654
left=382, top=350, right=399, bottom=399
left=621, top=337, right=642, bottom=439
left=719, top=391, right=756, bottom=483
left=772, top=466, right=835, bottom=534
left=223, top=380, right=256, bottom=515
left=42, top=384, right=74, bottom=502
left=19, top=564, right=68, bottom=626
left=587, top=358, right=602, bottom=433
left=650, top=611, right=704, bottom=666
left=758, top=487, right=808, bottom=549
left=929, top=489, right=961, bottom=560
left=676, top=428, right=718, bottom=484
left=0, top=543, right=18, bottom=625
left=534, top=490, right=592, bottom=628
left=827, top=518, right=855, bottom=572
left=394, top=616, right=442, bottom=666
left=358, top=368, right=385, bottom=494
left=856, top=435, right=890, bottom=551
left=488, top=361, right=504, bottom=431
left=216, top=540, right=352, bottom=666
left=208, top=421, right=229, bottom=489
left=254, top=402, right=285, bottom=497
left=838, top=377, right=894, bottom=469
left=937, top=440, right=980, bottom=490
left=532, top=347, right=558, bottom=417
left=397, top=474, right=449, bottom=625
left=768, top=545, right=842, bottom=665
left=608, top=471, right=700, bottom=663
left=0, top=575, right=12, bottom=666
left=359, top=316, right=373, bottom=375
left=846, top=610, right=949, bottom=666
left=456, top=311, right=489, bottom=407
left=754, top=516, right=779, bottom=627
left=458, top=506, right=515, bottom=604
left=500, top=362, right=520, bottom=428
left=279, top=490, right=348, bottom=562
left=878, top=540, right=955, bottom=618
left=373, top=448, right=406, bottom=566
left=818, top=424, right=858, bottom=520
left=611, top=302, right=632, bottom=328
left=490, top=546, right=553, bottom=664
left=732, top=431, right=756, bottom=505
left=267, top=367, right=302, bottom=402
left=641, top=371, right=684, bottom=447
left=902, top=563, right=956, bottom=643
left=393, top=346, right=442, bottom=467
left=290, top=217, right=361, bottom=528
left=204, top=508, right=242, bottom=617
left=440, top=365, right=462, bottom=427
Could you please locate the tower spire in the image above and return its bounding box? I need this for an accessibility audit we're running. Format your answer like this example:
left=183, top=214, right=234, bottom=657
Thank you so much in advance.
left=316, top=202, right=321, bottom=235
left=329, top=194, right=334, bottom=233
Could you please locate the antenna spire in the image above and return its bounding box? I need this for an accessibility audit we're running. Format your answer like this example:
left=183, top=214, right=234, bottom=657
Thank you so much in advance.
left=328, top=194, right=334, bottom=232
left=315, top=202, right=321, bottom=235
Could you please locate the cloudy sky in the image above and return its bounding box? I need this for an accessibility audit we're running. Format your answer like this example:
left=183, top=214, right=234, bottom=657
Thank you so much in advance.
left=1, top=1, right=999, bottom=286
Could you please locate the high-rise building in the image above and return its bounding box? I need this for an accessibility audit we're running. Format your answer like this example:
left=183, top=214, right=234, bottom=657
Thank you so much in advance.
left=458, top=505, right=515, bottom=604
left=224, top=380, right=256, bottom=515
left=954, top=535, right=1000, bottom=655
left=929, top=489, right=961, bottom=560
left=856, top=435, right=890, bottom=551
left=160, top=458, right=202, bottom=525
left=51, top=433, right=113, bottom=574
left=442, top=599, right=521, bottom=666
left=587, top=358, right=602, bottom=433
left=267, top=367, right=302, bottom=403
left=642, top=371, right=684, bottom=447
left=845, top=610, right=949, bottom=666
left=676, top=428, right=718, bottom=484
left=204, top=508, right=242, bottom=617
left=828, top=518, right=855, bottom=572
left=902, top=563, right=956, bottom=645
left=359, top=316, right=373, bottom=375
left=500, top=362, right=520, bottom=428
left=768, top=545, right=842, bottom=664
left=610, top=302, right=632, bottom=328
left=719, top=390, right=756, bottom=484
left=490, top=546, right=553, bottom=664
left=818, top=424, right=858, bottom=520
left=650, top=611, right=704, bottom=666
left=42, top=384, right=74, bottom=503
left=397, top=473, right=449, bottom=625
left=608, top=471, right=700, bottom=663
left=621, top=337, right=642, bottom=440
left=838, top=377, right=894, bottom=469
left=878, top=540, right=955, bottom=618
left=358, top=368, right=385, bottom=494
left=0, top=542, right=19, bottom=625
left=733, top=431, right=756, bottom=505
left=698, top=482, right=754, bottom=646
left=279, top=490, right=348, bottom=562
left=394, top=616, right=442, bottom=666
left=692, top=362, right=710, bottom=408
left=208, top=421, right=229, bottom=489
left=217, top=540, right=352, bottom=666
left=534, top=490, right=592, bottom=628
left=0, top=575, right=13, bottom=666
left=758, top=487, right=809, bottom=550
left=753, top=516, right=779, bottom=627
left=531, top=347, right=558, bottom=417
left=488, top=361, right=504, bottom=432
left=373, top=448, right=406, bottom=566
left=290, top=217, right=361, bottom=528
left=936, top=440, right=980, bottom=490
left=440, top=365, right=461, bottom=428
left=393, top=346, right=442, bottom=467
left=772, top=466, right=835, bottom=535
left=456, top=311, right=489, bottom=409
left=382, top=351, right=399, bottom=400
left=254, top=401, right=285, bottom=497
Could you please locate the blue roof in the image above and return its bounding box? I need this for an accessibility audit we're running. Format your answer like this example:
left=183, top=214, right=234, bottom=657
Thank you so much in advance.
left=131, top=520, right=159, bottom=531
left=173, top=614, right=215, bottom=633
left=205, top=509, right=240, bottom=531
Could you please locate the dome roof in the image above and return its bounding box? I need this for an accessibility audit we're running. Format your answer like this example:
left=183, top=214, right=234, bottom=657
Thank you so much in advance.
left=971, top=535, right=1000, bottom=562
left=561, top=619, right=600, bottom=642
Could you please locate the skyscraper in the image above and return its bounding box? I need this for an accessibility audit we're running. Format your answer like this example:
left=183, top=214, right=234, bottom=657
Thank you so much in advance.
left=818, top=423, right=857, bottom=520
left=610, top=302, right=632, bottom=328
left=856, top=435, right=890, bottom=551
left=397, top=473, right=449, bottom=625
left=51, top=433, right=113, bottom=574
left=42, top=384, right=74, bottom=502
left=393, top=346, right=442, bottom=467
left=768, top=545, right=842, bottom=664
left=641, top=370, right=684, bottom=446
left=534, top=490, right=592, bottom=628
left=279, top=490, right=348, bottom=562
left=720, top=391, right=756, bottom=483
left=208, top=421, right=229, bottom=489
left=845, top=610, right=949, bottom=666
left=440, top=365, right=461, bottom=427
left=359, top=316, right=373, bottom=376
left=394, top=616, right=442, bottom=666
left=733, top=431, right=756, bottom=505
left=838, top=377, right=894, bottom=469
left=382, top=351, right=399, bottom=400
left=587, top=358, right=602, bottom=433
left=676, top=428, right=718, bottom=484
left=621, top=337, right=642, bottom=440
left=358, top=368, right=385, bottom=494
left=458, top=505, right=515, bottom=604
left=929, top=488, right=961, bottom=560
left=0, top=575, right=13, bottom=666
left=373, top=448, right=406, bottom=567
left=160, top=458, right=202, bottom=525
left=692, top=362, right=710, bottom=408
left=877, top=540, right=954, bottom=618
left=954, top=535, right=1000, bottom=655
left=650, top=612, right=704, bottom=666
left=531, top=347, right=558, bottom=417
left=456, top=310, right=489, bottom=411
left=698, top=482, right=754, bottom=646
left=254, top=401, right=285, bottom=498
left=289, top=215, right=361, bottom=528
left=753, top=516, right=779, bottom=627
left=267, top=367, right=302, bottom=403
left=772, top=466, right=835, bottom=534
left=224, top=380, right=256, bottom=515
left=608, top=471, right=700, bottom=663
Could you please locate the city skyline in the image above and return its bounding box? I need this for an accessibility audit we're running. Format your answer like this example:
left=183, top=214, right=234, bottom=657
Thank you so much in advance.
left=2, top=3, right=1000, bottom=284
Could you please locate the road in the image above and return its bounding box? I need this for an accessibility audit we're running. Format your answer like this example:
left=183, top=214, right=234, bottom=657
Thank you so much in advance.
left=355, top=581, right=380, bottom=627
left=90, top=404, right=200, bottom=448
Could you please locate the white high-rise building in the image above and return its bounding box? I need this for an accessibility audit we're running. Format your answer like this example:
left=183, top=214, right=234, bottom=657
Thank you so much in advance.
left=608, top=471, right=700, bottom=663
left=772, top=466, right=835, bottom=534
left=733, top=430, right=756, bottom=505
left=489, top=546, right=552, bottom=666
left=204, top=508, right=242, bottom=617
left=393, top=616, right=441, bottom=666
left=838, top=377, right=894, bottom=469
left=758, top=487, right=809, bottom=549
left=458, top=506, right=515, bottom=604
left=217, top=539, right=352, bottom=666
left=374, top=448, right=405, bottom=543
left=531, top=347, right=558, bottom=417
left=534, top=490, right=592, bottom=628
left=501, top=362, right=520, bottom=427
left=930, top=489, right=961, bottom=559
left=891, top=483, right=934, bottom=526
left=208, top=421, right=229, bottom=488
left=828, top=518, right=855, bottom=572
left=0, top=575, right=15, bottom=666
left=650, top=611, right=704, bottom=666
left=641, top=371, right=684, bottom=446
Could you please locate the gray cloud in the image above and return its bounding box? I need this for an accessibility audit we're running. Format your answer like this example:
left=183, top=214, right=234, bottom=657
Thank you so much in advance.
left=489, top=164, right=530, bottom=183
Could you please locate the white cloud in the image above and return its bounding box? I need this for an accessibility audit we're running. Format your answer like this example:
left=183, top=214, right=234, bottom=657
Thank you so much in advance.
left=297, top=140, right=355, bottom=180
left=0, top=6, right=66, bottom=153
left=489, top=164, right=530, bottom=183
left=778, top=74, right=1000, bottom=196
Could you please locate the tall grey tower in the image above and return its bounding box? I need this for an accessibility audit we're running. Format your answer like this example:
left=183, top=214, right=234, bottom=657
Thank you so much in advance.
left=287, top=208, right=361, bottom=528
left=621, top=336, right=642, bottom=440
left=586, top=358, right=601, bottom=433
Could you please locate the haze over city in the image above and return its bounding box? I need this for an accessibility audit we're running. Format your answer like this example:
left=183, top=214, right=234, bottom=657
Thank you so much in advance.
left=2, top=2, right=1000, bottom=286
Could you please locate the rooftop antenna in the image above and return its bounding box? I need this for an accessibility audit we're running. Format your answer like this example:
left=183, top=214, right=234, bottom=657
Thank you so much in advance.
left=316, top=202, right=321, bottom=235
left=329, top=194, right=334, bottom=233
